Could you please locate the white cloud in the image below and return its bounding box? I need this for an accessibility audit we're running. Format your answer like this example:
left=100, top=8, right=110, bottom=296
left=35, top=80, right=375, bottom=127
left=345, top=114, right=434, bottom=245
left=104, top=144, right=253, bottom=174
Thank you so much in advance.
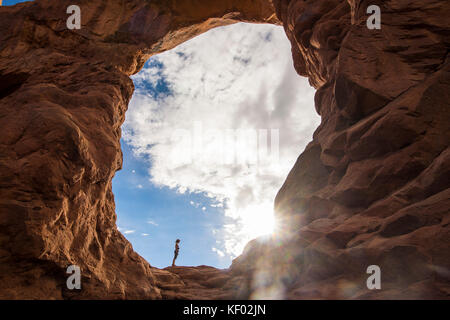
left=189, top=200, right=201, bottom=208
left=141, top=233, right=150, bottom=236
left=212, top=247, right=225, bottom=258
left=124, top=23, right=318, bottom=258
left=147, top=219, right=159, bottom=226
left=123, top=230, right=135, bottom=234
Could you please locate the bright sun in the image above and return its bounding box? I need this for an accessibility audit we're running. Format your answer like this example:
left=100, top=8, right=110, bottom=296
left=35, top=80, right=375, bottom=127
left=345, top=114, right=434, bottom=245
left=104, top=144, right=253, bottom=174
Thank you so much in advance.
left=240, top=203, right=276, bottom=240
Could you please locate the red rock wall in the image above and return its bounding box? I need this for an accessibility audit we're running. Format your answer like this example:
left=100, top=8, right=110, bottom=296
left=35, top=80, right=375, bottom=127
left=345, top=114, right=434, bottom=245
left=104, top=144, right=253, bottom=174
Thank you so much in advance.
left=232, top=0, right=450, bottom=299
left=0, top=0, right=448, bottom=299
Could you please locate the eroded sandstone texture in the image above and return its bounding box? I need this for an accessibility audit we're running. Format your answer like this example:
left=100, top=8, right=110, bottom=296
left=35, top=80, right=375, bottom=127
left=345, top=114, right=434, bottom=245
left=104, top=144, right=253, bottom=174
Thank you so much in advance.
left=0, top=0, right=448, bottom=299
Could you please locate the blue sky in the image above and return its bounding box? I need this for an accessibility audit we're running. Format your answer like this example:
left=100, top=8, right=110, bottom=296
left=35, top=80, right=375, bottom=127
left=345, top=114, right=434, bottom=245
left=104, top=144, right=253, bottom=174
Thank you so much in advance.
left=113, top=138, right=232, bottom=268
left=2, top=0, right=30, bottom=5
left=5, top=0, right=319, bottom=269
left=112, top=59, right=235, bottom=268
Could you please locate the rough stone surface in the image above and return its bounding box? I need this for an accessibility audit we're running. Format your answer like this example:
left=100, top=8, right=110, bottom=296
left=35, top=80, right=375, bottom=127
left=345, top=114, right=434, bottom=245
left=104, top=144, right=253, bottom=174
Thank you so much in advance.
left=0, top=0, right=449, bottom=299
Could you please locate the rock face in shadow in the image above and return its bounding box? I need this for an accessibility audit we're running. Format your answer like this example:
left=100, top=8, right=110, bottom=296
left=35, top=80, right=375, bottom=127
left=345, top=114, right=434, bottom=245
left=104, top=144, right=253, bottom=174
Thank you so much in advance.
left=0, top=0, right=448, bottom=299
left=242, top=0, right=450, bottom=299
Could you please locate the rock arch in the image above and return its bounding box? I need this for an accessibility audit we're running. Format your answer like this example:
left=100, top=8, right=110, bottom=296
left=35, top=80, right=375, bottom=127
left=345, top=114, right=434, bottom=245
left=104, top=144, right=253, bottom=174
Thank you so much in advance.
left=0, top=0, right=448, bottom=299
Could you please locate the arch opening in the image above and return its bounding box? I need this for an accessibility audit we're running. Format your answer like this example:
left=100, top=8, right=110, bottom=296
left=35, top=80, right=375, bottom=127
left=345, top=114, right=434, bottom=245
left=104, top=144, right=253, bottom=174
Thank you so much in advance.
left=112, top=22, right=319, bottom=269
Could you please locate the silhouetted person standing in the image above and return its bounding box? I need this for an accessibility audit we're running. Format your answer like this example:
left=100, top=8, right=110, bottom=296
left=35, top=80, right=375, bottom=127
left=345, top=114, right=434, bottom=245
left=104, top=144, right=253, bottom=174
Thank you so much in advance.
left=172, top=239, right=180, bottom=267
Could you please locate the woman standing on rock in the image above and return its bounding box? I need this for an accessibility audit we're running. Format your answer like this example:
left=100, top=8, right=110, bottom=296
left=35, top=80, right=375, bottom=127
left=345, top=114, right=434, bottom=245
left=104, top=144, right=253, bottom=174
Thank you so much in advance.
left=172, top=239, right=181, bottom=267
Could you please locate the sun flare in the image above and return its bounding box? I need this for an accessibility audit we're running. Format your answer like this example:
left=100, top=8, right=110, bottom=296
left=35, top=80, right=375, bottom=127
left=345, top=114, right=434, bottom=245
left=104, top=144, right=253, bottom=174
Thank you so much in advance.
left=240, top=203, right=276, bottom=240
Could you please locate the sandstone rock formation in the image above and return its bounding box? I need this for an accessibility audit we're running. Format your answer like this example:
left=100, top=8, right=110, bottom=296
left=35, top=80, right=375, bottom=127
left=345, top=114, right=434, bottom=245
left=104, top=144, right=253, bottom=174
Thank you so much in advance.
left=232, top=0, right=450, bottom=299
left=0, top=0, right=448, bottom=299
